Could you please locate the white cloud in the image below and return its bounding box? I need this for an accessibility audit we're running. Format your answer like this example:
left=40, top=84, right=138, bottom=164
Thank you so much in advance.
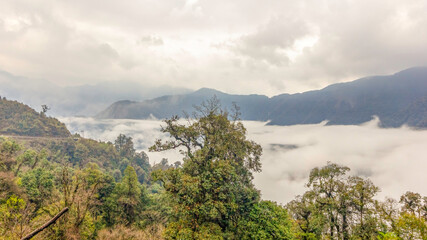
left=60, top=117, right=427, bottom=204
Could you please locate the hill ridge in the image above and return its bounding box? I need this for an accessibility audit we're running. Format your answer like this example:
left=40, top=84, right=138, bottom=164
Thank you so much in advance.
left=96, top=67, right=427, bottom=128
left=0, top=97, right=71, bottom=137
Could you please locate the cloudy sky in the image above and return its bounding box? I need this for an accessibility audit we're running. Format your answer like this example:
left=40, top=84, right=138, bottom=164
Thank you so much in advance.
left=1, top=0, right=427, bottom=95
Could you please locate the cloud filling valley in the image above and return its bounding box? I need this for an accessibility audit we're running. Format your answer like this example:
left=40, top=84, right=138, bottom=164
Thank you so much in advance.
left=60, top=117, right=427, bottom=204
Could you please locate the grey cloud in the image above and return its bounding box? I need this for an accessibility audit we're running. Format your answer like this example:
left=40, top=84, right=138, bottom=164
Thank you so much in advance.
left=1, top=0, right=427, bottom=95
left=230, top=17, right=310, bottom=65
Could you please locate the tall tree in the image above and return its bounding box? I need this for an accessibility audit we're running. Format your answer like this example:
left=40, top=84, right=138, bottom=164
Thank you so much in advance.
left=115, top=165, right=146, bottom=226
left=115, top=134, right=135, bottom=159
left=150, top=99, right=266, bottom=239
left=307, top=162, right=350, bottom=239
left=348, top=176, right=379, bottom=239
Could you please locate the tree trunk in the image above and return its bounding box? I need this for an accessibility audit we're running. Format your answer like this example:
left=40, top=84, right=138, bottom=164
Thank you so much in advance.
left=21, top=207, right=69, bottom=240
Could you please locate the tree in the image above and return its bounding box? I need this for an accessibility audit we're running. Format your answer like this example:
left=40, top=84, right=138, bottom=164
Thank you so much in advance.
left=395, top=192, right=427, bottom=239
left=237, top=200, right=294, bottom=240
left=376, top=197, right=400, bottom=236
left=400, top=192, right=423, bottom=218
left=150, top=99, right=266, bottom=239
left=348, top=176, right=379, bottom=239
left=114, top=165, right=146, bottom=226
left=41, top=105, right=50, bottom=115
left=307, top=162, right=350, bottom=239
left=50, top=163, right=109, bottom=239
left=15, top=149, right=46, bottom=175
left=0, top=139, right=22, bottom=201
left=21, top=167, right=54, bottom=213
left=115, top=134, right=135, bottom=159
left=287, top=191, right=326, bottom=240
left=291, top=163, right=383, bottom=239
left=0, top=139, right=21, bottom=172
left=0, top=195, right=34, bottom=239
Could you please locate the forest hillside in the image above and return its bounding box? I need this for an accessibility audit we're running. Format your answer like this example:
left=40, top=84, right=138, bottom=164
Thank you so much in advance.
left=0, top=97, right=70, bottom=137
left=0, top=98, right=426, bottom=240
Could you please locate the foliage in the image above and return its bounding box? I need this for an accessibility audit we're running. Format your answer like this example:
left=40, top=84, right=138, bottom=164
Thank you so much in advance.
left=97, top=224, right=164, bottom=240
left=114, top=166, right=147, bottom=226
left=0, top=98, right=70, bottom=137
left=21, top=167, right=54, bottom=212
left=288, top=162, right=427, bottom=240
left=1, top=98, right=426, bottom=239
left=237, top=200, right=294, bottom=240
left=150, top=99, right=293, bottom=239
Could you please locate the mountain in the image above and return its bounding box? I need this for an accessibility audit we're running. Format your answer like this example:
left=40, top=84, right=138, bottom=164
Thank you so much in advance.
left=0, top=97, right=71, bottom=137
left=96, top=88, right=271, bottom=121
left=96, top=67, right=427, bottom=128
left=268, top=67, right=427, bottom=127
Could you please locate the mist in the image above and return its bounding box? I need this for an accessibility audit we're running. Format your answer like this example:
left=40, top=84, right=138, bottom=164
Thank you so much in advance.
left=0, top=70, right=191, bottom=117
left=60, top=117, right=427, bottom=204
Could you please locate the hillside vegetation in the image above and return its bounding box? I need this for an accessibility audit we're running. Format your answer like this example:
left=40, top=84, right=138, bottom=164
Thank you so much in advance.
left=0, top=97, right=70, bottom=137
left=0, top=98, right=426, bottom=239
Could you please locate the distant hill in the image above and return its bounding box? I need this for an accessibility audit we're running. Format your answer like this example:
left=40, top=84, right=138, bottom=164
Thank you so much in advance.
left=96, top=67, right=427, bottom=128
left=0, top=97, right=71, bottom=137
left=96, top=88, right=271, bottom=121
left=268, top=67, right=427, bottom=128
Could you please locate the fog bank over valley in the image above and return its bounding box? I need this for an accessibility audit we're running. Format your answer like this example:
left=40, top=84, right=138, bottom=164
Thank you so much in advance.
left=60, top=117, right=427, bottom=204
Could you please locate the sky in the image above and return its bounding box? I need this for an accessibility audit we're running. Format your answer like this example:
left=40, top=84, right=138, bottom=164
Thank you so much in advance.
left=60, top=117, right=427, bottom=204
left=1, top=0, right=427, bottom=96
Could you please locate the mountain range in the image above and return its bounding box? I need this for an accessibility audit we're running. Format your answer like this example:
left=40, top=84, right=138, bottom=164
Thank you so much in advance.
left=97, top=67, right=427, bottom=128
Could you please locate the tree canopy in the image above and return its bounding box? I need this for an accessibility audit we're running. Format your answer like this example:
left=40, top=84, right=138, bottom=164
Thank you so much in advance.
left=150, top=99, right=292, bottom=239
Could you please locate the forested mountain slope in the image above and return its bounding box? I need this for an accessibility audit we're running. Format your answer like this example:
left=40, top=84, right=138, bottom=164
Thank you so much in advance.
left=268, top=67, right=427, bottom=127
left=0, top=97, right=70, bottom=137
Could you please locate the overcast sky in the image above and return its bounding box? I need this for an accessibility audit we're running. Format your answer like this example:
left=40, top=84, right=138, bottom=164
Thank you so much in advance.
left=1, top=0, right=427, bottom=95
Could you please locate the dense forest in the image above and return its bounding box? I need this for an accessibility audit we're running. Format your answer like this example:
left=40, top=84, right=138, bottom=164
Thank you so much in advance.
left=0, top=98, right=426, bottom=239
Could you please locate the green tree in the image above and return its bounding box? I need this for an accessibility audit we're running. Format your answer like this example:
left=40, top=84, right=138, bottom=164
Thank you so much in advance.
left=115, top=134, right=135, bottom=159
left=395, top=212, right=427, bottom=239
left=150, top=99, right=267, bottom=239
left=48, top=163, right=109, bottom=239
left=115, top=165, right=146, bottom=226
left=287, top=191, right=326, bottom=240
left=307, top=162, right=350, bottom=239
left=14, top=149, right=46, bottom=175
left=349, top=176, right=380, bottom=239
left=21, top=167, right=54, bottom=213
left=0, top=139, right=21, bottom=172
left=290, top=163, right=382, bottom=239
left=400, top=191, right=423, bottom=218
left=237, top=200, right=294, bottom=240
left=0, top=195, right=33, bottom=239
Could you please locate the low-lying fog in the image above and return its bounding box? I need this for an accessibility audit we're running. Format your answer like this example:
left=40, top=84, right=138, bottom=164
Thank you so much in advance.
left=60, top=117, right=427, bottom=204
